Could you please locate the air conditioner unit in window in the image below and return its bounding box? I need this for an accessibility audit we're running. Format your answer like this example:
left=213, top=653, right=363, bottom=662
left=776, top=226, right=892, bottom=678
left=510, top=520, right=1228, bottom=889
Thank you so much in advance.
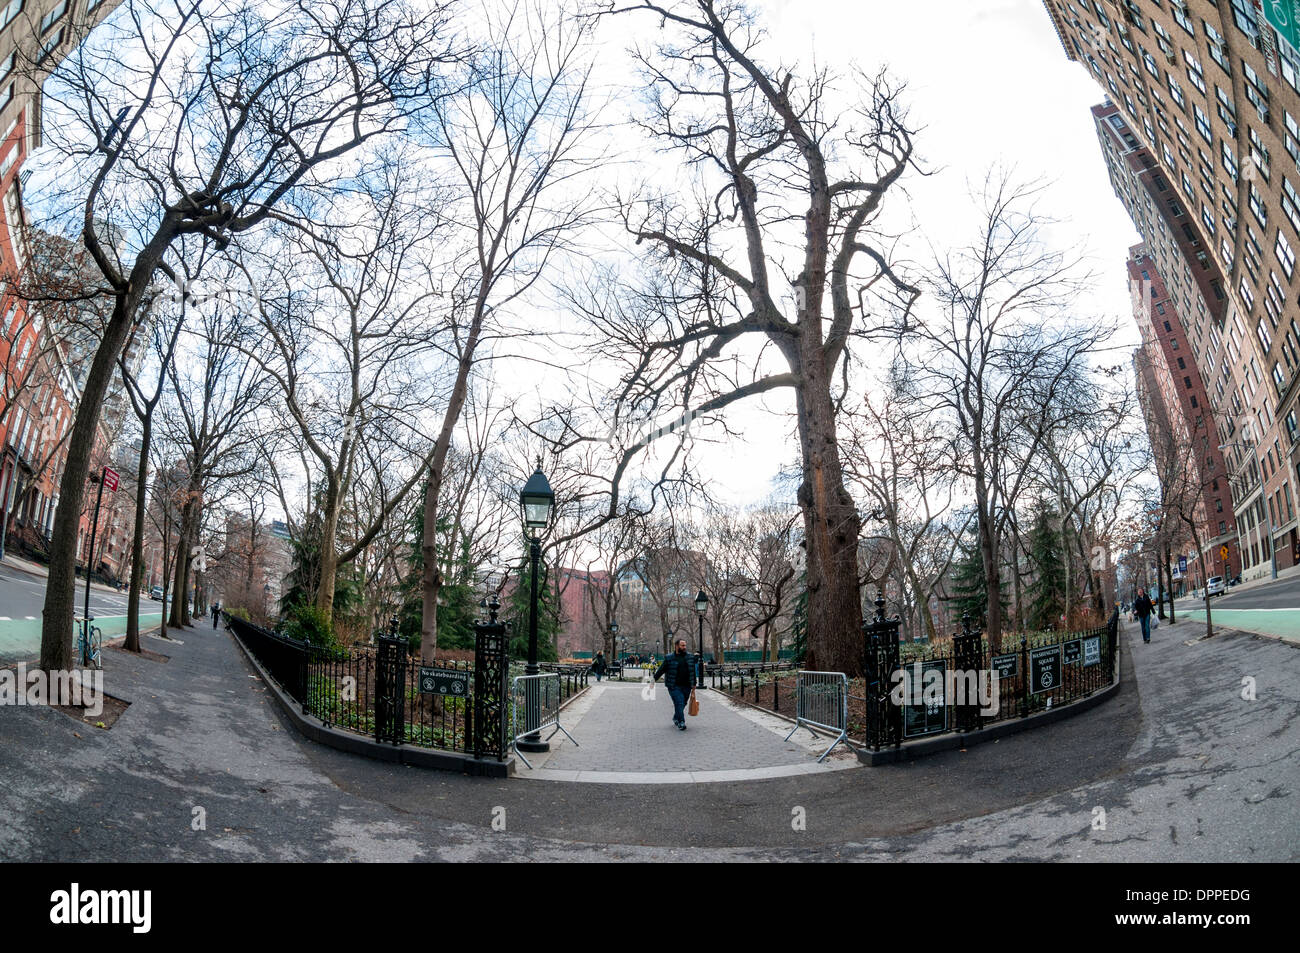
left=1228, top=122, right=1238, bottom=138
left=1258, top=103, right=1271, bottom=123
left=1164, top=49, right=1177, bottom=64
left=1226, top=217, right=1237, bottom=230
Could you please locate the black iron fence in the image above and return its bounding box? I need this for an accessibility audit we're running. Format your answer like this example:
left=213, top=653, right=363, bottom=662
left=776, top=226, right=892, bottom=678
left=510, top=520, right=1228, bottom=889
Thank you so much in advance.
left=225, top=612, right=523, bottom=762
left=863, top=597, right=1120, bottom=751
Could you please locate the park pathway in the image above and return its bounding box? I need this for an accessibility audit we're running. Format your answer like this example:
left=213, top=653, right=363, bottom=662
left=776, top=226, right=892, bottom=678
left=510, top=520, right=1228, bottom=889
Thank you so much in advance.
left=518, top=675, right=858, bottom=782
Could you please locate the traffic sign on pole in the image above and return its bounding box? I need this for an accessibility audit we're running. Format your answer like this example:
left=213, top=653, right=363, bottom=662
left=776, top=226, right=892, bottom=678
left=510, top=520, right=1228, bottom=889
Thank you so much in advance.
left=101, top=467, right=120, bottom=492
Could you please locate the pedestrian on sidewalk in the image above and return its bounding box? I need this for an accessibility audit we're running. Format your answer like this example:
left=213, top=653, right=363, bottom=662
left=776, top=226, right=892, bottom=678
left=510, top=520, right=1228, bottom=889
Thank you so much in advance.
left=212, top=602, right=221, bottom=629
left=654, top=638, right=695, bottom=731
left=1133, top=587, right=1154, bottom=643
left=591, top=651, right=607, bottom=682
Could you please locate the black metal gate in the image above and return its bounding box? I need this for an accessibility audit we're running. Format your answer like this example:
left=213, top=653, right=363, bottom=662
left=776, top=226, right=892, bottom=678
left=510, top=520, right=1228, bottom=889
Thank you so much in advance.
left=374, top=628, right=407, bottom=745
left=953, top=613, right=984, bottom=734
left=473, top=607, right=509, bottom=761
left=863, top=593, right=901, bottom=752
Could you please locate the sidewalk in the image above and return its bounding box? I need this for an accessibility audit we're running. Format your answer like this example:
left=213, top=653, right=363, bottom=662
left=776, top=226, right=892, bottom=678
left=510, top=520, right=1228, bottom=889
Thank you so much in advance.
left=519, top=679, right=857, bottom=782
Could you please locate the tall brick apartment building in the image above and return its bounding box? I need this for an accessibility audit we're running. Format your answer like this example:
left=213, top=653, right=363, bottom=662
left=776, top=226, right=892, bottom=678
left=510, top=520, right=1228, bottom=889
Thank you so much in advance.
left=1045, top=0, right=1300, bottom=580
left=0, top=0, right=124, bottom=565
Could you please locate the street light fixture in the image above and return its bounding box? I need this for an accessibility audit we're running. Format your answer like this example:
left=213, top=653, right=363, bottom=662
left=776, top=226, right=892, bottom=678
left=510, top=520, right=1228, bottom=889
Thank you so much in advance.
left=517, top=461, right=554, bottom=753
left=609, top=619, right=618, bottom=660
left=694, top=588, right=708, bottom=688
left=1217, top=441, right=1275, bottom=580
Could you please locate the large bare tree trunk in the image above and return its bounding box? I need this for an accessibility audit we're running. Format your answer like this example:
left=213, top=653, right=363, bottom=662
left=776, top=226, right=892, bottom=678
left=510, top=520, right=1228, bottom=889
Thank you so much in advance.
left=315, top=493, right=340, bottom=619
left=41, top=290, right=145, bottom=670
left=795, top=372, right=864, bottom=675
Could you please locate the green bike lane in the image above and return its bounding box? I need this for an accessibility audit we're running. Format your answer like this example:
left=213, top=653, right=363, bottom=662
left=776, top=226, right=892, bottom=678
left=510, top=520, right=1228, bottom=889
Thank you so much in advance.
left=1179, top=608, right=1300, bottom=644
left=0, top=613, right=164, bottom=663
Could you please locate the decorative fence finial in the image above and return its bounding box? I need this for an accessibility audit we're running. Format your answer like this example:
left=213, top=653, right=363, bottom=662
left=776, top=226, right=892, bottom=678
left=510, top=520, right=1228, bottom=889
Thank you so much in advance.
left=874, top=591, right=886, bottom=623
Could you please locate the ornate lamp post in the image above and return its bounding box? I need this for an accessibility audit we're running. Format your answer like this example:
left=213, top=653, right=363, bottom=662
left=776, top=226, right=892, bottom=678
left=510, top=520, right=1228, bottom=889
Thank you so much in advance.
left=518, top=461, right=554, bottom=752
left=694, top=588, right=708, bottom=688
left=609, top=620, right=618, bottom=660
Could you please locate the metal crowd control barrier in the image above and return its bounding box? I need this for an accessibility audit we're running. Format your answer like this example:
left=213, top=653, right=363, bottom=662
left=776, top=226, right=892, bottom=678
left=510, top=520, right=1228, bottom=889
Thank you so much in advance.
left=784, top=671, right=850, bottom=762
left=510, top=673, right=578, bottom=769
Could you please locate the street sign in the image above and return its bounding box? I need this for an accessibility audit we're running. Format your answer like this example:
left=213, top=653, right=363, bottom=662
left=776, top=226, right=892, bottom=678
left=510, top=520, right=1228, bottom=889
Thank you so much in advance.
left=419, top=667, right=469, bottom=697
left=1264, top=2, right=1300, bottom=57
left=101, top=467, right=119, bottom=492
left=1029, top=646, right=1062, bottom=695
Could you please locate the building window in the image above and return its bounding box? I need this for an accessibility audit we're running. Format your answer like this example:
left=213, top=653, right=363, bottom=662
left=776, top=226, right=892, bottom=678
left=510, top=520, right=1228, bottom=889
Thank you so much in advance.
left=1277, top=229, right=1296, bottom=280
left=38, top=0, right=66, bottom=34
left=0, top=0, right=23, bottom=32
left=36, top=27, right=64, bottom=64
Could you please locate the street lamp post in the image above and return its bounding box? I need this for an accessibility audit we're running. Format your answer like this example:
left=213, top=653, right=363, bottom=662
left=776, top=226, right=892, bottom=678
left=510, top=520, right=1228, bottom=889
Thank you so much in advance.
left=517, top=461, right=554, bottom=754
left=609, top=620, right=618, bottom=661
left=694, top=589, right=708, bottom=688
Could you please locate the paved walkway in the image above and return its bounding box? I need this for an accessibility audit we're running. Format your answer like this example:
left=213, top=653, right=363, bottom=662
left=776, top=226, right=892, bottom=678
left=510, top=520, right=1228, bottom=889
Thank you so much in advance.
left=520, top=678, right=855, bottom=782
left=1, top=615, right=1295, bottom=859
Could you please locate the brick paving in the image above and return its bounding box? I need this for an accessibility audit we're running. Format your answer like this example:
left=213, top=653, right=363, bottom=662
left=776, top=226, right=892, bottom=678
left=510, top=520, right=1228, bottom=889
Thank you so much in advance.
left=539, top=678, right=817, bottom=772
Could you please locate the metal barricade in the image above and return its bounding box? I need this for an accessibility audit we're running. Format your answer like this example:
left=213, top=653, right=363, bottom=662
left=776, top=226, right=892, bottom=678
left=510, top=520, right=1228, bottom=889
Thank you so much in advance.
left=510, top=673, right=578, bottom=769
left=784, top=670, right=850, bottom=762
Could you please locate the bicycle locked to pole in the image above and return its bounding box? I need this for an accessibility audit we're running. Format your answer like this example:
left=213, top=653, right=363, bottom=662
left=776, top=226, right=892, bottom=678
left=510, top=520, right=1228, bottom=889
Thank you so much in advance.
left=74, top=615, right=103, bottom=670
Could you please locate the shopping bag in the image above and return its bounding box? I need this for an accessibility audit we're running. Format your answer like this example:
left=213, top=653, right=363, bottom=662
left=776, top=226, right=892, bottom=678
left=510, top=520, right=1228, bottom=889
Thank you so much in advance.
left=688, top=689, right=699, bottom=717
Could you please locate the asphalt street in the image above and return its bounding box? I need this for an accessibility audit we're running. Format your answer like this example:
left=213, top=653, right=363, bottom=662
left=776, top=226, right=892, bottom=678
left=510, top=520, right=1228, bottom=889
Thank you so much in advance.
left=0, top=612, right=1295, bottom=860
left=0, top=560, right=166, bottom=662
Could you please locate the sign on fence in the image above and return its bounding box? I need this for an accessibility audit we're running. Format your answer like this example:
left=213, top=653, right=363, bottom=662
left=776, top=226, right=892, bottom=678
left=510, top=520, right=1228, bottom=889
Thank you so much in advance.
left=419, top=667, right=469, bottom=697
left=991, top=653, right=1018, bottom=679
left=1062, top=639, right=1082, bottom=666
left=902, top=659, right=947, bottom=738
left=1082, top=635, right=1101, bottom=667
left=1029, top=646, right=1062, bottom=695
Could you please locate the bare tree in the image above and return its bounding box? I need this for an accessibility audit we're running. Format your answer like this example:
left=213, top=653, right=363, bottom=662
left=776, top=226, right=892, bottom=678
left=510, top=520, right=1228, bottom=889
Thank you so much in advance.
left=907, top=176, right=1110, bottom=652
left=34, top=0, right=460, bottom=668
left=416, top=1, right=600, bottom=659
left=560, top=0, right=923, bottom=675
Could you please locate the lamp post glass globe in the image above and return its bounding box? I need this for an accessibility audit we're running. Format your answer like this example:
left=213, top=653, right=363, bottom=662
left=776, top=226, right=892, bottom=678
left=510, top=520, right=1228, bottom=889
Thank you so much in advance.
left=519, top=464, right=554, bottom=531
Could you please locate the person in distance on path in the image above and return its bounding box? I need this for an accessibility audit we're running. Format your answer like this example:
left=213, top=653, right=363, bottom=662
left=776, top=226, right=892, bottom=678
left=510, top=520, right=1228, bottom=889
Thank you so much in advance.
left=1133, top=587, right=1154, bottom=643
left=212, top=601, right=221, bottom=629
left=591, top=651, right=607, bottom=682
left=654, top=639, right=695, bottom=731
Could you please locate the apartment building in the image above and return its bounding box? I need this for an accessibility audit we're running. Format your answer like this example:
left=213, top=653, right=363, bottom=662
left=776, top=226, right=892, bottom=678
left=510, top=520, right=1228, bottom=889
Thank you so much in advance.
left=1045, top=0, right=1300, bottom=579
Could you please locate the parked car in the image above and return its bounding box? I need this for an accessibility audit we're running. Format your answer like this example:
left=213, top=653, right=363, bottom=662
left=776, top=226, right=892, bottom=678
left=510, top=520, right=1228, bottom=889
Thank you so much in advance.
left=149, top=586, right=163, bottom=601
left=1206, top=576, right=1225, bottom=597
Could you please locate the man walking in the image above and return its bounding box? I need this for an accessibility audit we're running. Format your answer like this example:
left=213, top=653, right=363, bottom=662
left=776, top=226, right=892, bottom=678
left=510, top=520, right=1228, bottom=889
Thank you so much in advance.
left=1133, top=587, right=1154, bottom=643
left=211, top=601, right=221, bottom=629
left=591, top=651, right=607, bottom=683
left=654, top=638, right=696, bottom=730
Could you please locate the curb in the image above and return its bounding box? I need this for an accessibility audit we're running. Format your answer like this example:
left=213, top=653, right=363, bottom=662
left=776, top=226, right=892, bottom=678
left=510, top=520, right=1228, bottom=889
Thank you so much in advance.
left=227, top=629, right=514, bottom=779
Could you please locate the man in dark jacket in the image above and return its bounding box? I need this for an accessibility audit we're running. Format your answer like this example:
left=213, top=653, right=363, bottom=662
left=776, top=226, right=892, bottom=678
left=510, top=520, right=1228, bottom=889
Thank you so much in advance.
left=1133, top=587, right=1154, bottom=643
left=654, top=639, right=696, bottom=730
left=591, top=651, right=607, bottom=682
